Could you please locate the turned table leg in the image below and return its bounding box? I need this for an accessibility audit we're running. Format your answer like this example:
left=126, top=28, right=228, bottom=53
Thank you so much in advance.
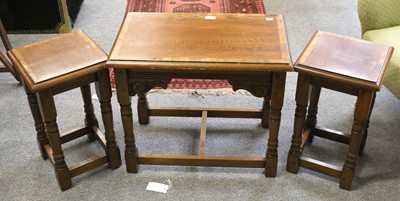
left=339, top=90, right=373, bottom=190
left=265, top=72, right=286, bottom=177
left=25, top=88, right=48, bottom=160
left=359, top=92, right=376, bottom=156
left=37, top=90, right=72, bottom=191
left=261, top=94, right=271, bottom=128
left=287, top=74, right=310, bottom=173
left=96, top=69, right=121, bottom=169
left=115, top=68, right=139, bottom=173
left=80, top=84, right=98, bottom=141
left=306, top=85, right=321, bottom=143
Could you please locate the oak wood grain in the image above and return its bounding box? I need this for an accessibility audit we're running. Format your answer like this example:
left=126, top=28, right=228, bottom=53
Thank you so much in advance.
left=2, top=27, right=122, bottom=190
left=295, top=31, right=394, bottom=90
left=288, top=31, right=393, bottom=190
left=108, top=12, right=292, bottom=72
left=110, top=12, right=292, bottom=176
left=10, top=30, right=107, bottom=85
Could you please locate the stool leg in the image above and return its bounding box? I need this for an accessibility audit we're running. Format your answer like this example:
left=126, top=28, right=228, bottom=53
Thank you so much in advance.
left=80, top=85, right=98, bottom=141
left=25, top=88, right=48, bottom=160
left=37, top=90, right=72, bottom=191
left=359, top=92, right=376, bottom=156
left=287, top=74, right=310, bottom=173
left=264, top=72, right=286, bottom=177
left=306, top=85, right=321, bottom=143
left=261, top=93, right=271, bottom=128
left=115, top=68, right=139, bottom=173
left=96, top=69, right=121, bottom=169
left=340, top=90, right=373, bottom=190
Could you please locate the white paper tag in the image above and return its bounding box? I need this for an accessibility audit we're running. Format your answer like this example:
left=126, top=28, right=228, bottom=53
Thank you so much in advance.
left=146, top=182, right=169, bottom=194
left=91, top=94, right=98, bottom=100
left=265, top=17, right=274, bottom=21
left=205, top=16, right=217, bottom=20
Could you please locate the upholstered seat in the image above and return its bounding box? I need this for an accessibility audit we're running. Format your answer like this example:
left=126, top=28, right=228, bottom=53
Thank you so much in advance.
left=358, top=0, right=400, bottom=100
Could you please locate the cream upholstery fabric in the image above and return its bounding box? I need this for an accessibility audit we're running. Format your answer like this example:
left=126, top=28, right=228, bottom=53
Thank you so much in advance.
left=358, top=0, right=400, bottom=100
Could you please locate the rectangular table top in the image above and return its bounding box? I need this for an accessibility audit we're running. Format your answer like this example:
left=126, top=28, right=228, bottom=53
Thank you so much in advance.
left=107, top=12, right=293, bottom=73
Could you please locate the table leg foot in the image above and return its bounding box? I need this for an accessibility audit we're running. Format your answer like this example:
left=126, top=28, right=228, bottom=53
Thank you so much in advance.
left=264, top=156, right=277, bottom=177
left=125, top=148, right=139, bottom=173
left=55, top=167, right=72, bottom=191
left=108, top=147, right=122, bottom=169
left=286, top=153, right=300, bottom=173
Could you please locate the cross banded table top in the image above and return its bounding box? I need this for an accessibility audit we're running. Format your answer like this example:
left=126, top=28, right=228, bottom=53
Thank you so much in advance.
left=107, top=12, right=293, bottom=73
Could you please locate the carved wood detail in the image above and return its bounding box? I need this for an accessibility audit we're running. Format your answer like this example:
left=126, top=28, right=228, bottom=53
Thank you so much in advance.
left=129, top=79, right=171, bottom=96
left=228, top=80, right=271, bottom=98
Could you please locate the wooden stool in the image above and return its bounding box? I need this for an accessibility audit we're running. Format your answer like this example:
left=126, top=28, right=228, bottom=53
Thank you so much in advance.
left=286, top=31, right=393, bottom=190
left=3, top=29, right=121, bottom=191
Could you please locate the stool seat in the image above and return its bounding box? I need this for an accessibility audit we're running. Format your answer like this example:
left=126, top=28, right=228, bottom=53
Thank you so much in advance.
left=287, top=31, right=393, bottom=190
left=295, top=31, right=393, bottom=90
left=9, top=30, right=107, bottom=92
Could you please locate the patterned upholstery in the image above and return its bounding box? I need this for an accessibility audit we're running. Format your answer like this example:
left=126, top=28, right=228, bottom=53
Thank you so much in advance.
left=358, top=0, right=400, bottom=100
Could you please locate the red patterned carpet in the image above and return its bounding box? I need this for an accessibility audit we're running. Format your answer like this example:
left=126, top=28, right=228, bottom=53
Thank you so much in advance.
left=110, top=0, right=266, bottom=89
left=126, top=0, right=266, bottom=14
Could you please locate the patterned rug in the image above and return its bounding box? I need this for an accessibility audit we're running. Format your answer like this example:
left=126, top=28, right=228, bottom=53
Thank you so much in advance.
left=110, top=0, right=266, bottom=89
left=126, top=0, right=266, bottom=14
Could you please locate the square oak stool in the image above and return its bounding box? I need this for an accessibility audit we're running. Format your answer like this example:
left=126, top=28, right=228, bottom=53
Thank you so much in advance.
left=108, top=12, right=292, bottom=176
left=286, top=31, right=393, bottom=190
left=7, top=30, right=121, bottom=191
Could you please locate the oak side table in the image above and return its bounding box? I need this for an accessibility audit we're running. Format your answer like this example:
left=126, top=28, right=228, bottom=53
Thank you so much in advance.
left=107, top=12, right=293, bottom=177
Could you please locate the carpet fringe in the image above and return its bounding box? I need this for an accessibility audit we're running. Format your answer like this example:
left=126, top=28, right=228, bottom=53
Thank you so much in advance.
left=147, top=88, right=252, bottom=97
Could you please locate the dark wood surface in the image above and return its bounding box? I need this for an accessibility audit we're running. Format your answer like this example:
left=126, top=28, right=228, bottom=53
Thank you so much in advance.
left=10, top=30, right=107, bottom=87
left=108, top=12, right=292, bottom=72
left=108, top=12, right=293, bottom=176
left=295, top=31, right=393, bottom=90
left=1, top=25, right=121, bottom=191
left=287, top=31, right=393, bottom=190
